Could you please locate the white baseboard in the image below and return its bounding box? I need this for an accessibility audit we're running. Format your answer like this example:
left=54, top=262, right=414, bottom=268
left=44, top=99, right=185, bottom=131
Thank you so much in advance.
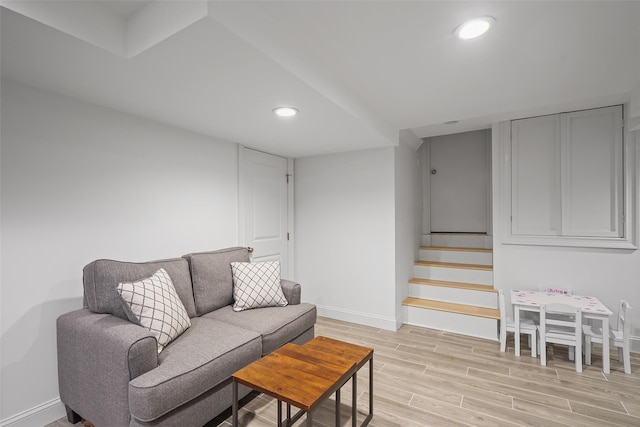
left=0, top=398, right=65, bottom=427
left=316, top=305, right=397, bottom=331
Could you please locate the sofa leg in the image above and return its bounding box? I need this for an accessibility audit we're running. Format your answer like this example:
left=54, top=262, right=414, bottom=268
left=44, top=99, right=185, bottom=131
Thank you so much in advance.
left=65, top=405, right=81, bottom=424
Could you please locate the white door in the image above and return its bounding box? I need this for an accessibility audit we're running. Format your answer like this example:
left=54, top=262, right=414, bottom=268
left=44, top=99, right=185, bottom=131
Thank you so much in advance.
left=239, top=148, right=291, bottom=276
left=430, top=130, right=489, bottom=233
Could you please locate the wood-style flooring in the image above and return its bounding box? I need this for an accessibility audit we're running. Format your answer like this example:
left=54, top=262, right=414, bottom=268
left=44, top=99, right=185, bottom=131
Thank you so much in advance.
left=48, top=316, right=640, bottom=427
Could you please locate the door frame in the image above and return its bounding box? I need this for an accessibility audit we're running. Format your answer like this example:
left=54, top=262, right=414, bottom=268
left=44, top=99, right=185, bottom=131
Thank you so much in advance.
left=238, top=146, right=295, bottom=279
left=421, top=130, right=493, bottom=237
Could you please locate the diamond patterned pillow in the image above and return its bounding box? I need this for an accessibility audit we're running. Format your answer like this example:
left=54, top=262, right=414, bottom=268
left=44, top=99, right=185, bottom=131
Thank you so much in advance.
left=117, top=268, right=191, bottom=353
left=231, top=261, right=288, bottom=312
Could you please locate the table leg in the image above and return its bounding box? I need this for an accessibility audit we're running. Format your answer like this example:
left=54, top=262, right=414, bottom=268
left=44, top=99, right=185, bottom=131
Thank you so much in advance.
left=369, top=356, right=373, bottom=415
left=352, top=371, right=357, bottom=427
left=232, top=381, right=238, bottom=427
left=603, top=316, right=610, bottom=374
left=514, top=306, right=521, bottom=357
left=307, top=411, right=313, bottom=427
left=336, top=387, right=341, bottom=427
left=277, top=400, right=282, bottom=427
left=359, top=357, right=374, bottom=427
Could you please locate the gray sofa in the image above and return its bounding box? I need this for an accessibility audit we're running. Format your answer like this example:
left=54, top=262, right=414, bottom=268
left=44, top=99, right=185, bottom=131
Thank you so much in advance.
left=57, top=247, right=317, bottom=427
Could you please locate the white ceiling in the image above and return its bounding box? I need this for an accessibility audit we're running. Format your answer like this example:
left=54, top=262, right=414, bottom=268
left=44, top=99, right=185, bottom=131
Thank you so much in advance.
left=2, top=1, right=639, bottom=158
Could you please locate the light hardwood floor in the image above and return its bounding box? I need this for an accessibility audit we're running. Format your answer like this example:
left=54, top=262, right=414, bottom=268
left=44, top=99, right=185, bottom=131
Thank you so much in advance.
left=48, top=316, right=640, bottom=427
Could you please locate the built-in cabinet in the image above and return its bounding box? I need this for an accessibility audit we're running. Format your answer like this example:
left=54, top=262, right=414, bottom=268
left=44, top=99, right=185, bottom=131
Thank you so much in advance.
left=502, top=105, right=635, bottom=249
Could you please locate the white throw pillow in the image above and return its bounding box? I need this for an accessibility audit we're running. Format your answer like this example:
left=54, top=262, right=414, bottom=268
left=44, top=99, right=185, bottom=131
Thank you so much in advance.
left=117, top=268, right=191, bottom=353
left=231, top=261, right=288, bottom=312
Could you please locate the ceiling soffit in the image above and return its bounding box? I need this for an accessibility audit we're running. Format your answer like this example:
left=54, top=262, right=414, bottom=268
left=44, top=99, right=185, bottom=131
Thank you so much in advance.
left=1, top=0, right=208, bottom=58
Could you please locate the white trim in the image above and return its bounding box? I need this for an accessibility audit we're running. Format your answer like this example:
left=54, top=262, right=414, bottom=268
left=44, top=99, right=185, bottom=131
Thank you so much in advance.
left=237, top=144, right=246, bottom=247
left=636, top=126, right=640, bottom=247
left=316, top=305, right=397, bottom=331
left=286, top=158, right=295, bottom=280
left=0, top=398, right=64, bottom=427
left=485, top=129, right=493, bottom=236
left=396, top=313, right=405, bottom=331
left=498, top=120, right=512, bottom=245
left=421, top=139, right=431, bottom=235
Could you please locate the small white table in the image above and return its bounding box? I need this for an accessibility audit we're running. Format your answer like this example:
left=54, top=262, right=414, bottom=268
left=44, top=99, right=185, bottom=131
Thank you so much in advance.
left=510, top=290, right=613, bottom=373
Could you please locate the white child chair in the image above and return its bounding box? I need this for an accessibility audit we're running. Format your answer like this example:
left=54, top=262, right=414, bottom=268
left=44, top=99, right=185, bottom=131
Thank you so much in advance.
left=535, top=286, right=575, bottom=359
left=538, top=303, right=582, bottom=372
left=498, top=289, right=537, bottom=357
left=583, top=300, right=633, bottom=374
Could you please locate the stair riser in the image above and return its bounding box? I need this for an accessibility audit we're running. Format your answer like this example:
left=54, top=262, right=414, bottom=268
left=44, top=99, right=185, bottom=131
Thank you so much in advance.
left=419, top=249, right=492, bottom=265
left=405, top=306, right=498, bottom=341
left=414, top=265, right=493, bottom=285
left=408, top=284, right=498, bottom=308
left=430, top=234, right=492, bottom=249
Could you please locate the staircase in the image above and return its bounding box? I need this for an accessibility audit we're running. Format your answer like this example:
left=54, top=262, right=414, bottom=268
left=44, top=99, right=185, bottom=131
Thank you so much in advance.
left=402, top=233, right=499, bottom=341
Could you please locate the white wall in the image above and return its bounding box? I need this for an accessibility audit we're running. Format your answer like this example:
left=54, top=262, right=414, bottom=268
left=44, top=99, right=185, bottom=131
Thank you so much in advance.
left=394, top=130, right=422, bottom=328
left=294, top=148, right=397, bottom=330
left=0, top=80, right=240, bottom=424
left=492, top=122, right=640, bottom=352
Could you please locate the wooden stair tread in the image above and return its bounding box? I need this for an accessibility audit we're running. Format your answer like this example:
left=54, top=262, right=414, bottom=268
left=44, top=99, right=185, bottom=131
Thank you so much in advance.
left=409, top=278, right=496, bottom=293
left=415, top=260, right=493, bottom=271
left=420, top=246, right=492, bottom=253
left=402, top=297, right=500, bottom=320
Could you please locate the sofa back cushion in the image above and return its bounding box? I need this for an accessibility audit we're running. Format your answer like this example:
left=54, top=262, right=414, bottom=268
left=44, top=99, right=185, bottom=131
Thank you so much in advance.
left=182, top=247, right=249, bottom=316
left=83, top=258, right=197, bottom=320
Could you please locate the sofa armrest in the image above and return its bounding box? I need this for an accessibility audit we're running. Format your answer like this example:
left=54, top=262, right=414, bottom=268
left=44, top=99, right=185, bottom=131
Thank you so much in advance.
left=57, top=309, right=158, bottom=426
left=281, top=279, right=301, bottom=305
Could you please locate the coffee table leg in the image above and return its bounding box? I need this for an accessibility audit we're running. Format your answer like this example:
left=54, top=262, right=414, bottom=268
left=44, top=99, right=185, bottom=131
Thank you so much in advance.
left=352, top=372, right=357, bottom=427
left=368, top=357, right=374, bottom=425
left=336, top=387, right=341, bottom=426
left=277, top=400, right=282, bottom=427
left=307, top=411, right=313, bottom=427
left=232, top=381, right=238, bottom=427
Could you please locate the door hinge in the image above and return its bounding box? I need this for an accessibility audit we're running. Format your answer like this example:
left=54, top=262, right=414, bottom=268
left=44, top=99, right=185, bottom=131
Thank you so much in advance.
left=286, top=174, right=292, bottom=183
left=287, top=232, right=290, bottom=241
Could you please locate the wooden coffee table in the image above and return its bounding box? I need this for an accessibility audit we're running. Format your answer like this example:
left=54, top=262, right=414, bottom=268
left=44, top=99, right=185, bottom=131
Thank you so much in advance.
left=232, top=336, right=373, bottom=427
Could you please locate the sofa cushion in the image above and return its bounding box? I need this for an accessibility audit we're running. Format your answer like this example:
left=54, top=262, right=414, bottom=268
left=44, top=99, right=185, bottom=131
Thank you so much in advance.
left=117, top=268, right=191, bottom=353
left=231, top=261, right=288, bottom=311
left=204, top=303, right=317, bottom=355
left=83, top=258, right=197, bottom=321
left=128, top=317, right=262, bottom=422
left=182, top=247, right=249, bottom=316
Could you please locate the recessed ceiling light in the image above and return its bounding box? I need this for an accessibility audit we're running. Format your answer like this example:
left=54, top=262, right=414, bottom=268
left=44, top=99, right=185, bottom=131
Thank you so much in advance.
left=273, top=107, right=299, bottom=117
left=455, top=16, right=495, bottom=40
